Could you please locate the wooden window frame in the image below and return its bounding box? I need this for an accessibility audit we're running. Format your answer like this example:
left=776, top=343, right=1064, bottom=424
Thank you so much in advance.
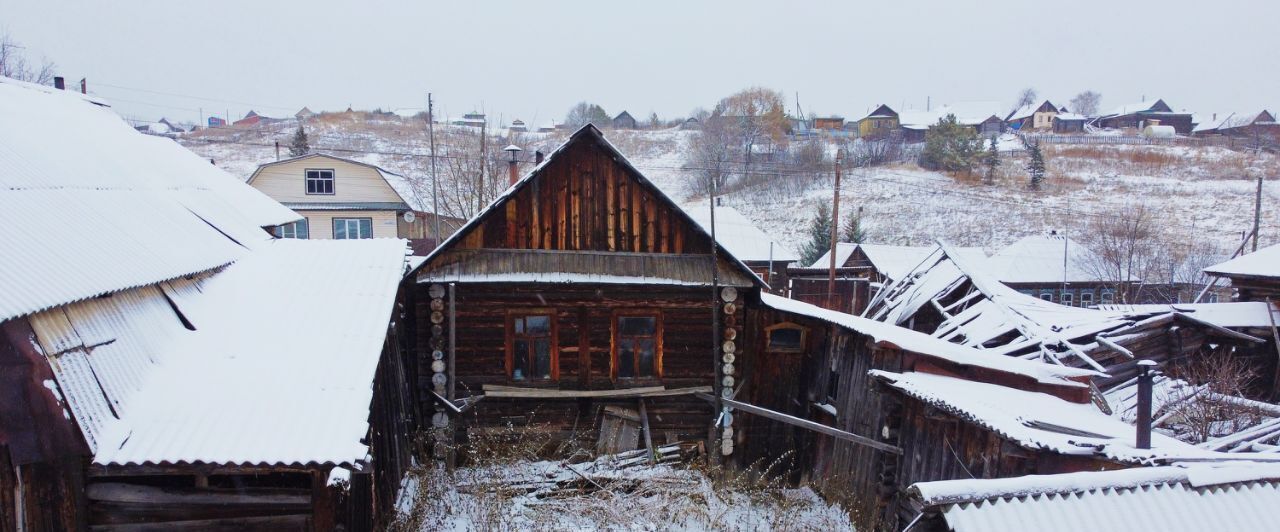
left=304, top=168, right=335, bottom=195
left=765, top=322, right=808, bottom=353
left=504, top=310, right=559, bottom=382
left=610, top=309, right=663, bottom=382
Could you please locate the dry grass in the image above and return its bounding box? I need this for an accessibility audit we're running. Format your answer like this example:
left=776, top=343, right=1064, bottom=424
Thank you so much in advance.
left=389, top=416, right=855, bottom=531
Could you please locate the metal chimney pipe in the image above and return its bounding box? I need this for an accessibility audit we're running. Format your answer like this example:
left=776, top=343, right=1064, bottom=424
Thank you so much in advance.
left=1136, top=360, right=1157, bottom=449
left=54, top=77, right=65, bottom=90
left=80, top=78, right=86, bottom=94
left=535, top=150, right=545, bottom=164
left=503, top=144, right=523, bottom=185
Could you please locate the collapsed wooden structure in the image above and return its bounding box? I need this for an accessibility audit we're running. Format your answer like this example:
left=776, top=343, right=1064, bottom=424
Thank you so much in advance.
left=0, top=79, right=412, bottom=531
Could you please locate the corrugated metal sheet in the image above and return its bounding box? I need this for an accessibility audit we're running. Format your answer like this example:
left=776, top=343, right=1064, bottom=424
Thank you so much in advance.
left=924, top=466, right=1280, bottom=532
left=50, top=238, right=407, bottom=467
left=0, top=78, right=298, bottom=323
left=281, top=201, right=411, bottom=211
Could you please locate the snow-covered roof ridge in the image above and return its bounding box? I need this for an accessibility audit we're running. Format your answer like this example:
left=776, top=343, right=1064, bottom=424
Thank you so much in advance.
left=1204, top=243, right=1280, bottom=280
left=909, top=462, right=1280, bottom=508
left=984, top=233, right=1104, bottom=284
left=685, top=204, right=800, bottom=263
left=0, top=76, right=298, bottom=323
left=760, top=292, right=1099, bottom=387
left=872, top=370, right=1208, bottom=465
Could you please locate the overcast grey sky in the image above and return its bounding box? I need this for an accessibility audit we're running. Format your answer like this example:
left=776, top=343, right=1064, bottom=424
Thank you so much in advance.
left=4, top=0, right=1278, bottom=125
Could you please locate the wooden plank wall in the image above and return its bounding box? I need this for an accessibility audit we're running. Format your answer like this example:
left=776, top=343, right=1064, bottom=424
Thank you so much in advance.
left=360, top=326, right=415, bottom=532
left=415, top=284, right=728, bottom=446
left=458, top=140, right=710, bottom=255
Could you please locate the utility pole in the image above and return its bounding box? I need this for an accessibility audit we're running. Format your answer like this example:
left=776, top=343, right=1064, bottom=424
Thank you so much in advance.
left=827, top=150, right=844, bottom=309
left=708, top=179, right=722, bottom=467
left=1253, top=175, right=1263, bottom=252
left=429, top=93, right=441, bottom=243
left=479, top=119, right=487, bottom=214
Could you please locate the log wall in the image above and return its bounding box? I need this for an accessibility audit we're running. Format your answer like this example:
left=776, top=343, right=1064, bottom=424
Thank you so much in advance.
left=414, top=284, right=728, bottom=446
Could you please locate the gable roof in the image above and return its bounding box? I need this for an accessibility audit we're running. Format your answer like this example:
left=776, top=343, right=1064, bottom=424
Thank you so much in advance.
left=248, top=152, right=443, bottom=214
left=807, top=243, right=986, bottom=281
left=1103, top=99, right=1175, bottom=118
left=0, top=76, right=298, bottom=323
left=409, top=124, right=764, bottom=287
left=986, top=234, right=1104, bottom=284
left=614, top=110, right=635, bottom=121
left=1204, top=243, right=1280, bottom=280
left=1005, top=100, right=1059, bottom=122
left=685, top=204, right=800, bottom=263
left=862, top=104, right=898, bottom=120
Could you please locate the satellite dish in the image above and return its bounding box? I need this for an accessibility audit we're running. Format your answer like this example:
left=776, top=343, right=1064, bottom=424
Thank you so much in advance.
left=402, top=211, right=417, bottom=223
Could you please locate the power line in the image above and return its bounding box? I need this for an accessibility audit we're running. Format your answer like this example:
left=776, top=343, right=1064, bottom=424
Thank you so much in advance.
left=126, top=121, right=1255, bottom=235
left=94, top=82, right=297, bottom=112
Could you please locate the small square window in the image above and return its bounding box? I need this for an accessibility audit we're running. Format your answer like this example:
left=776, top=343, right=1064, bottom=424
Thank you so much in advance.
left=766, top=324, right=807, bottom=352
left=1080, top=292, right=1094, bottom=307
left=1061, top=292, right=1074, bottom=306
left=1101, top=291, right=1115, bottom=304
left=305, top=169, right=335, bottom=195
left=1040, top=293, right=1054, bottom=302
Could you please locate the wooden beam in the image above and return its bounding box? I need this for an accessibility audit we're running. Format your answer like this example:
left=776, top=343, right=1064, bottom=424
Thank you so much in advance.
left=482, top=385, right=711, bottom=399
left=695, top=393, right=903, bottom=455
left=638, top=399, right=655, bottom=464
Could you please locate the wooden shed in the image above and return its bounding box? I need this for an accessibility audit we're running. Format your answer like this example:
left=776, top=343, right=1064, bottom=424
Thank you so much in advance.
left=409, top=125, right=765, bottom=459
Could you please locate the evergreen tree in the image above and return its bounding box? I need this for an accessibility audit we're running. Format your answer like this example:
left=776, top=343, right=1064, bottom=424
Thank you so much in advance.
left=920, top=114, right=984, bottom=175
left=289, top=125, right=310, bottom=157
left=842, top=206, right=868, bottom=243
left=1026, top=141, right=1046, bottom=191
left=799, top=202, right=833, bottom=266
left=984, top=136, right=1001, bottom=185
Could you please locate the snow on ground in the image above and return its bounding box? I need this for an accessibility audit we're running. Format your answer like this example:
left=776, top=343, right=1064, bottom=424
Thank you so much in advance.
left=393, top=459, right=854, bottom=531
left=179, top=118, right=1278, bottom=259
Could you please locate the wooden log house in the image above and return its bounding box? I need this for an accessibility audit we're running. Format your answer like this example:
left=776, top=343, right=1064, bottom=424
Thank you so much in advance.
left=409, top=125, right=766, bottom=456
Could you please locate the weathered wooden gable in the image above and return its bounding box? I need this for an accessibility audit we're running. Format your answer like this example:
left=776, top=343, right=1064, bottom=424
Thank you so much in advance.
left=418, top=126, right=760, bottom=287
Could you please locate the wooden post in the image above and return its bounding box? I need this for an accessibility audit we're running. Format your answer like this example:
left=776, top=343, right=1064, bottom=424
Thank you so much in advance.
left=311, top=470, right=335, bottom=532
left=638, top=399, right=655, bottom=464
left=827, top=150, right=845, bottom=308
left=708, top=180, right=722, bottom=467
left=1253, top=175, right=1263, bottom=252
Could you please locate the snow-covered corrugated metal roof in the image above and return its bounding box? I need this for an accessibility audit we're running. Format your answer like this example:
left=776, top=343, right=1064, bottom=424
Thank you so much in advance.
left=909, top=464, right=1280, bottom=532
left=986, top=234, right=1104, bottom=284
left=807, top=242, right=858, bottom=269
left=685, top=204, right=800, bottom=263
left=35, top=238, right=407, bottom=468
left=0, top=76, right=298, bottom=323
left=1204, top=243, right=1280, bottom=280
left=760, top=293, right=1099, bottom=387
left=873, top=370, right=1205, bottom=464
left=808, top=243, right=986, bottom=281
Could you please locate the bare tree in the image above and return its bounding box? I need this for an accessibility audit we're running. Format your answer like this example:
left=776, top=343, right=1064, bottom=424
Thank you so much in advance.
left=1163, top=350, right=1264, bottom=444
left=1079, top=204, right=1159, bottom=303
left=1069, top=90, right=1102, bottom=116
left=1012, top=87, right=1038, bottom=112
left=0, top=33, right=57, bottom=85
left=683, top=116, right=735, bottom=197
left=712, top=87, right=790, bottom=179
left=564, top=102, right=610, bottom=128
left=413, top=127, right=509, bottom=220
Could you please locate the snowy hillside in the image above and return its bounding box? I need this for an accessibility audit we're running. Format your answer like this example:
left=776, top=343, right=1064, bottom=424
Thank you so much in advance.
left=178, top=117, right=1278, bottom=258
